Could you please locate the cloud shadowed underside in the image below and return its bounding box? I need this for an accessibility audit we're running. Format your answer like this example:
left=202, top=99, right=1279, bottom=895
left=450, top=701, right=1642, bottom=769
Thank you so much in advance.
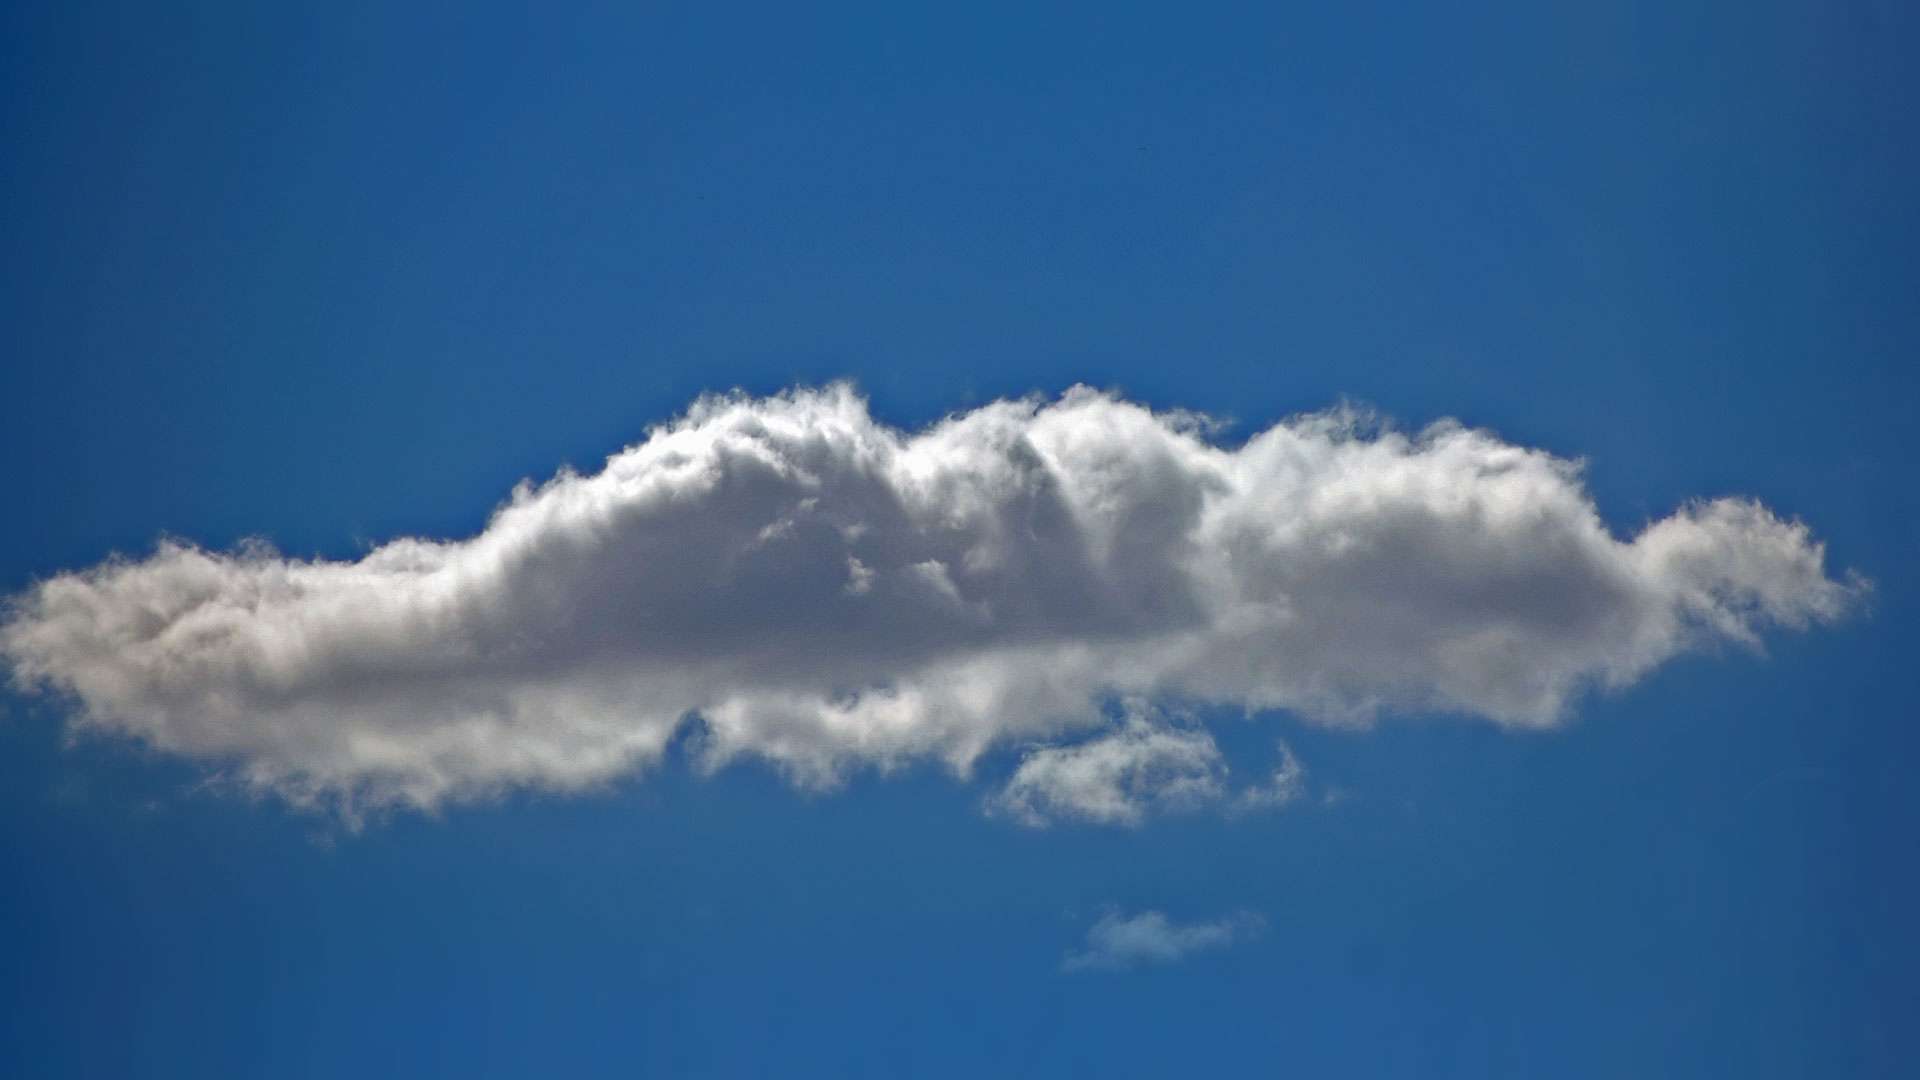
left=1, top=385, right=1861, bottom=820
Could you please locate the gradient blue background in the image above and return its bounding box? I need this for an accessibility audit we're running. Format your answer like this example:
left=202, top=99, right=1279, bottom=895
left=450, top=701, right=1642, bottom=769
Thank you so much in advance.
left=3, top=2, right=1915, bottom=1076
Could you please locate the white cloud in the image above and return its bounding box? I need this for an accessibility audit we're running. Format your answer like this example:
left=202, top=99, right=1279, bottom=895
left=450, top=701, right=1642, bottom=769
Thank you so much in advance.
left=987, top=705, right=1308, bottom=826
left=0, top=384, right=1861, bottom=820
left=988, top=705, right=1228, bottom=827
left=1233, top=739, right=1308, bottom=814
left=1062, top=908, right=1266, bottom=972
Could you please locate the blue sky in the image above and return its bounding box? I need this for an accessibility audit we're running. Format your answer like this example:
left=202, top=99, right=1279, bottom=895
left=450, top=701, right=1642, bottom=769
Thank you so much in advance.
left=2, top=2, right=1915, bottom=1076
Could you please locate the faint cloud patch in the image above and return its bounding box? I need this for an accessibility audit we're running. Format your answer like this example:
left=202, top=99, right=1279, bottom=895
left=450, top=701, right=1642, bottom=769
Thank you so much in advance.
left=988, top=704, right=1225, bottom=827
left=1230, top=739, right=1307, bottom=815
left=988, top=704, right=1310, bottom=827
left=1062, top=908, right=1266, bottom=972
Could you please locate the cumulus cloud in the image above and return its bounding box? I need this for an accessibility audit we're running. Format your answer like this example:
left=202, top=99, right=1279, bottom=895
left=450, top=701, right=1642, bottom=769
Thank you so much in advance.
left=0, top=384, right=1860, bottom=819
left=1062, top=908, right=1266, bottom=972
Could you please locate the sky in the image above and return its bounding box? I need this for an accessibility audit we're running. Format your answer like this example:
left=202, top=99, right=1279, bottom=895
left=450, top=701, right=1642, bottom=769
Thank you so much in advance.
left=2, top=2, right=1916, bottom=1077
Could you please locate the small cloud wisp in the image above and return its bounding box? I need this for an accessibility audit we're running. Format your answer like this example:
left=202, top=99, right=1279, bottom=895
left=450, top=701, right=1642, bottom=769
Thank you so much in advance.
left=1063, top=908, right=1267, bottom=972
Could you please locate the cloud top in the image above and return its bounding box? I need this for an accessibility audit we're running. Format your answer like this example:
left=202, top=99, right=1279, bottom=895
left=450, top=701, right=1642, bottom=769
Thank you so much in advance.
left=1, top=385, right=1858, bottom=818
